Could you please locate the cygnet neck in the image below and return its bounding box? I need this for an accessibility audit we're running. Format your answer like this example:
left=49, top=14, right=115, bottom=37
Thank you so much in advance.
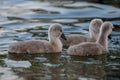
left=89, top=27, right=98, bottom=41
left=48, top=32, right=62, bottom=52
left=96, top=30, right=108, bottom=51
left=90, top=32, right=98, bottom=41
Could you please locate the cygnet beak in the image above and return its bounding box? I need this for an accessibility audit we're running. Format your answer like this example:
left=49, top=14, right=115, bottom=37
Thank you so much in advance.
left=108, top=35, right=112, bottom=39
left=61, top=33, right=67, bottom=40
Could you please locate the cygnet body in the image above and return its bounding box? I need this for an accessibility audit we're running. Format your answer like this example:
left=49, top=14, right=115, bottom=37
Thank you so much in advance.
left=67, top=22, right=113, bottom=56
left=61, top=19, right=103, bottom=47
left=9, top=23, right=67, bottom=54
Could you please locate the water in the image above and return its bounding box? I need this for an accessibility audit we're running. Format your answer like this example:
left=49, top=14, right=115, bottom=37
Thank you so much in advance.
left=0, top=0, right=120, bottom=80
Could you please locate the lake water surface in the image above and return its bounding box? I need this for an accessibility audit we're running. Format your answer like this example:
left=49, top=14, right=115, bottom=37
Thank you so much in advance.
left=0, top=0, right=120, bottom=80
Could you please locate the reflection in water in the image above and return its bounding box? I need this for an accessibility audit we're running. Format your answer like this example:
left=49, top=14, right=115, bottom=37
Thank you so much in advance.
left=0, top=67, right=25, bottom=80
left=66, top=55, right=107, bottom=80
left=42, top=53, right=66, bottom=80
left=6, top=53, right=110, bottom=80
left=7, top=53, right=67, bottom=80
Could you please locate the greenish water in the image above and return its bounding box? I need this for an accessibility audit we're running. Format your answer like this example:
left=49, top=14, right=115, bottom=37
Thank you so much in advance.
left=0, top=0, right=120, bottom=80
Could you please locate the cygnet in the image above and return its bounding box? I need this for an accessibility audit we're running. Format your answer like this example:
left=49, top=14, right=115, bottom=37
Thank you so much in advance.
left=61, top=19, right=103, bottom=47
left=67, top=22, right=113, bottom=56
left=9, top=23, right=67, bottom=54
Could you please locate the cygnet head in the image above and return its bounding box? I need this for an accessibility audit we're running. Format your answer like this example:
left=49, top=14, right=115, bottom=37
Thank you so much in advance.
left=48, top=23, right=67, bottom=40
left=89, top=19, right=103, bottom=39
left=100, top=21, right=113, bottom=37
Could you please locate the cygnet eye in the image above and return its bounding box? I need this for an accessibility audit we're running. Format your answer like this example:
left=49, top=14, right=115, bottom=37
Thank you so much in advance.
left=94, top=23, right=96, bottom=26
left=60, top=29, right=62, bottom=32
left=97, top=22, right=101, bottom=25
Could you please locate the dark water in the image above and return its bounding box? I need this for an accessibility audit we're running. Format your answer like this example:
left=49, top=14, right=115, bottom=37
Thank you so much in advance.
left=0, top=0, right=120, bottom=80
